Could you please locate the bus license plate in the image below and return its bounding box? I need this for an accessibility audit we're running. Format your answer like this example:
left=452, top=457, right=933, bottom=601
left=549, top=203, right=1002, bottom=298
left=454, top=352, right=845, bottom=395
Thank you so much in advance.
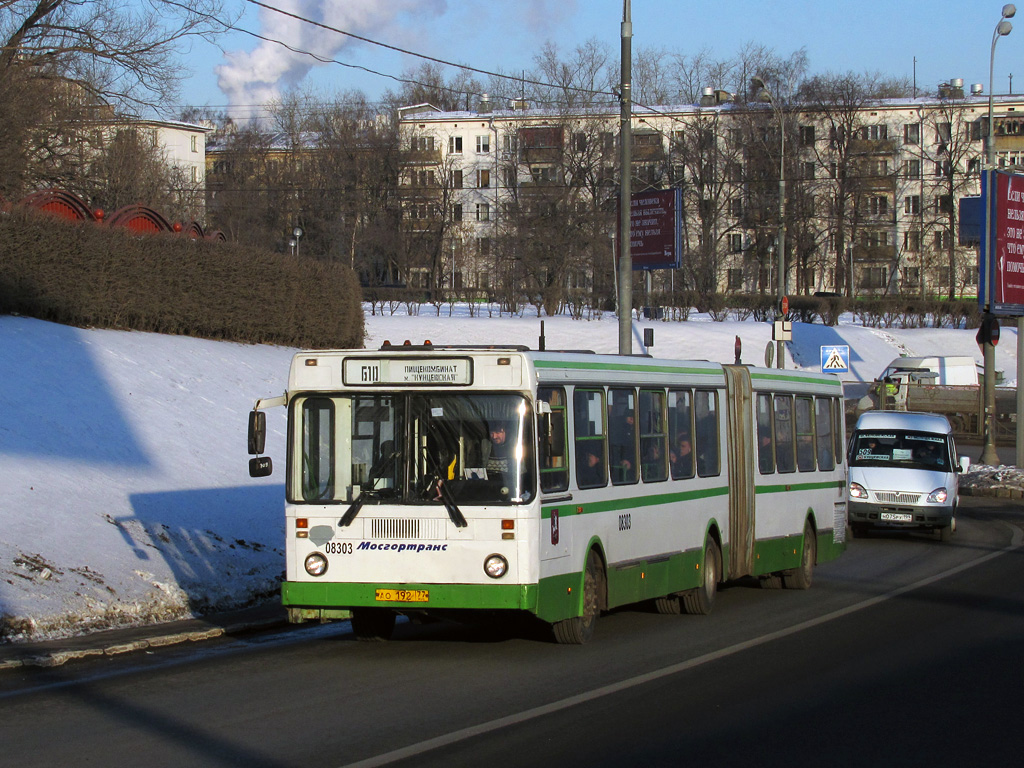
left=375, top=589, right=428, bottom=603
left=880, top=512, right=913, bottom=522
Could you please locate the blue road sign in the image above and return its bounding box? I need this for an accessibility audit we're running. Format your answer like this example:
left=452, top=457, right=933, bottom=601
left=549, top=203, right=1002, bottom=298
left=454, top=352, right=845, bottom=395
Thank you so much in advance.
left=820, top=345, right=850, bottom=373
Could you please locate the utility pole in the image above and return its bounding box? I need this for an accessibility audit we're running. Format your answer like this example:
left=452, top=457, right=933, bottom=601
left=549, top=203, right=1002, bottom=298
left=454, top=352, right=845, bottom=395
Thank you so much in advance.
left=617, top=0, right=633, bottom=356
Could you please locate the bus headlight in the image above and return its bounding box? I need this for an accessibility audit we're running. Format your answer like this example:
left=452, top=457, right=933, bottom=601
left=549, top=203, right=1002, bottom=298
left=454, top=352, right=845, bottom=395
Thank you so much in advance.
left=849, top=482, right=868, bottom=499
left=484, top=554, right=508, bottom=579
left=305, top=552, right=328, bottom=577
left=926, top=487, right=948, bottom=504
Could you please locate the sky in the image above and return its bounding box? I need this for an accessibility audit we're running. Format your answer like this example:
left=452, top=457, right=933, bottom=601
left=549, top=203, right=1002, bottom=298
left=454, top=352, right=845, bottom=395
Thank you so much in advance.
left=1, top=307, right=1021, bottom=645
left=172, top=0, right=1024, bottom=117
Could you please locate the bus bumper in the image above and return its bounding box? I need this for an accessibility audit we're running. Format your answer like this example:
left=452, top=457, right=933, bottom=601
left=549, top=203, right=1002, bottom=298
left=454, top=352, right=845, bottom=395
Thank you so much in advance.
left=282, top=580, right=538, bottom=619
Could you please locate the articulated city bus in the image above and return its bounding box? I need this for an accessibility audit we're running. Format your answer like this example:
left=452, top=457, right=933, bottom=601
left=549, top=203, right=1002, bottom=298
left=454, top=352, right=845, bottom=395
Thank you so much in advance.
left=247, top=342, right=847, bottom=643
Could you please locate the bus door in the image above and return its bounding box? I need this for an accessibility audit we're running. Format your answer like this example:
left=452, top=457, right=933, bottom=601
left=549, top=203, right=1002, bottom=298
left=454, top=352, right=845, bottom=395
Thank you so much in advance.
left=723, top=365, right=755, bottom=579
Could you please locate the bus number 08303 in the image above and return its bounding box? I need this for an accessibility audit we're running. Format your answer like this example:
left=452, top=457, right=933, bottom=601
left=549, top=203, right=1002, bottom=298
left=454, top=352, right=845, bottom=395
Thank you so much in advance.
left=324, top=542, right=354, bottom=555
left=618, top=513, right=631, bottom=531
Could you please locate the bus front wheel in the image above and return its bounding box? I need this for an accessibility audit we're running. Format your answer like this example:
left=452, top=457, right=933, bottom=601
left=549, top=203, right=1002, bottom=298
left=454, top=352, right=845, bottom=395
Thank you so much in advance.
left=553, top=550, right=602, bottom=644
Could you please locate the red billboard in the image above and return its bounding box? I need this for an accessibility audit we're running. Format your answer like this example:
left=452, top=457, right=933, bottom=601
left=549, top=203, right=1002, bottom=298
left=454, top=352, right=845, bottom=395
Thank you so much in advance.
left=994, top=171, right=1024, bottom=306
left=618, top=188, right=682, bottom=270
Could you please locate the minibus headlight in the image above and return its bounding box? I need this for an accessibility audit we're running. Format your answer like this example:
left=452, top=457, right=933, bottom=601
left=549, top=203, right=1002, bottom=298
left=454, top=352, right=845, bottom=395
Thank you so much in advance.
left=484, top=554, right=508, bottom=579
left=927, top=487, right=948, bottom=504
left=849, top=481, right=868, bottom=499
left=305, top=552, right=328, bottom=577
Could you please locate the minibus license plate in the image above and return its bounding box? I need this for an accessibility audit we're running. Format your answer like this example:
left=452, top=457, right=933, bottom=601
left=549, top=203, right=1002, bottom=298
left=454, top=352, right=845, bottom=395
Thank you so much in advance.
left=375, top=589, right=428, bottom=603
left=880, top=512, right=912, bottom=522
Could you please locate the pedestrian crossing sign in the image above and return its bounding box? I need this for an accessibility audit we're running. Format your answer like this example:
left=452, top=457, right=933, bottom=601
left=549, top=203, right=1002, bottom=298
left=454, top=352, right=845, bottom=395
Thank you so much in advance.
left=820, top=345, right=850, bottom=373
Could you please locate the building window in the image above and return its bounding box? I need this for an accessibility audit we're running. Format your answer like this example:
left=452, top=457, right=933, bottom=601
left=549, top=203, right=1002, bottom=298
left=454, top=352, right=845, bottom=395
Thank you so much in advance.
left=453, top=169, right=463, bottom=189
left=477, top=168, right=490, bottom=188
left=477, top=237, right=491, bottom=257
left=190, top=135, right=198, bottom=152
left=729, top=233, right=744, bottom=252
left=937, top=122, right=952, bottom=143
left=727, top=268, right=743, bottom=290
left=903, top=230, right=921, bottom=251
left=904, top=123, right=920, bottom=144
left=411, top=135, right=434, bottom=152
left=475, top=203, right=490, bottom=221
left=476, top=135, right=490, bottom=153
left=868, top=196, right=888, bottom=215
left=802, top=161, right=815, bottom=179
left=448, top=136, right=462, bottom=154
left=453, top=204, right=462, bottom=222
left=799, top=125, right=815, bottom=146
left=904, top=195, right=920, bottom=214
left=904, top=159, right=922, bottom=178
left=191, top=165, right=198, bottom=183
left=935, top=195, right=953, bottom=213
left=729, top=198, right=743, bottom=217
left=934, top=230, right=952, bottom=249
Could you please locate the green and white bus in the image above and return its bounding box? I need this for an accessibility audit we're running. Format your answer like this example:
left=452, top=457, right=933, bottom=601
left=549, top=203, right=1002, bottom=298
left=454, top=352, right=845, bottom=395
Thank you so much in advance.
left=247, top=343, right=847, bottom=643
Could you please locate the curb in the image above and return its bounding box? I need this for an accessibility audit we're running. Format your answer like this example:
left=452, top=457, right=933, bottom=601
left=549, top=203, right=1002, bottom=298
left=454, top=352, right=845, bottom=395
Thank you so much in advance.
left=0, top=608, right=288, bottom=672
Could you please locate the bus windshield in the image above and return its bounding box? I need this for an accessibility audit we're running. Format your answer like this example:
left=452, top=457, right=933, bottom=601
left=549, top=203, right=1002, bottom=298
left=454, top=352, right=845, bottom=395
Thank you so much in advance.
left=292, top=392, right=534, bottom=506
left=849, top=430, right=951, bottom=472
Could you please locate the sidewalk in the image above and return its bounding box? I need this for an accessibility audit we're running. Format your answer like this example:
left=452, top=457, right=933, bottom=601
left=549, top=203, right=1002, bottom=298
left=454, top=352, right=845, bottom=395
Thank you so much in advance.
left=0, top=601, right=289, bottom=671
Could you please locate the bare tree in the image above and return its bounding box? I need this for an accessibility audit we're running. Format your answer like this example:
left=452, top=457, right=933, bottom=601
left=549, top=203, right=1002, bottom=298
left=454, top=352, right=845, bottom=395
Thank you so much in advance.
left=2, top=0, right=230, bottom=111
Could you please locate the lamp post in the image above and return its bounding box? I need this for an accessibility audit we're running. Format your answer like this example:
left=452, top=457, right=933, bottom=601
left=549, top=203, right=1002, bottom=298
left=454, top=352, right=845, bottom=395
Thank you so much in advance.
left=617, top=0, right=633, bottom=355
left=982, top=5, right=1014, bottom=466
left=292, top=225, right=304, bottom=258
left=754, top=77, right=787, bottom=369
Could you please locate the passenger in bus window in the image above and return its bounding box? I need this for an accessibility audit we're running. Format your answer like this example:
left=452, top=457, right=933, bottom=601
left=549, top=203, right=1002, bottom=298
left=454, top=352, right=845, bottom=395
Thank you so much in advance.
left=576, top=443, right=606, bottom=487
left=670, top=432, right=693, bottom=478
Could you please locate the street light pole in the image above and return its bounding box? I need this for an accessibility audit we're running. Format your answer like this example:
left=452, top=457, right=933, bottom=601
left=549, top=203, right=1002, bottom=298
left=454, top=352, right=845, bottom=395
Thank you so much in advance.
left=617, top=0, right=633, bottom=356
left=754, top=77, right=787, bottom=369
left=982, top=4, right=1014, bottom=466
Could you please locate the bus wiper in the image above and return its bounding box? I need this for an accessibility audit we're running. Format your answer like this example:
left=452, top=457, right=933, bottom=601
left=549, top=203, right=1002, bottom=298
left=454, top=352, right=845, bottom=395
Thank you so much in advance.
left=437, top=480, right=468, bottom=528
left=339, top=490, right=376, bottom=527
left=340, top=448, right=401, bottom=527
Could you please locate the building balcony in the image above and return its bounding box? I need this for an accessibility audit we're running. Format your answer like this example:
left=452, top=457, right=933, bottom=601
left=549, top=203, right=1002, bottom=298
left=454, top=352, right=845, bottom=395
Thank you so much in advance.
left=405, top=148, right=442, bottom=165
left=849, top=138, right=898, bottom=155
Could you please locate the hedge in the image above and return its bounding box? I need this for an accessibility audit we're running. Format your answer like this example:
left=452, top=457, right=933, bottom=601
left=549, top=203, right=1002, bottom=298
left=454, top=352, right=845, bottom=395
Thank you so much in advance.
left=0, top=209, right=364, bottom=349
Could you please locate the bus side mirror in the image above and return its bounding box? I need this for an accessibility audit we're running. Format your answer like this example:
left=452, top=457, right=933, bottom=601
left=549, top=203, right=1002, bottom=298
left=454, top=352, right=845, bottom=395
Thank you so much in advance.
left=248, top=410, right=266, bottom=455
left=249, top=456, right=273, bottom=477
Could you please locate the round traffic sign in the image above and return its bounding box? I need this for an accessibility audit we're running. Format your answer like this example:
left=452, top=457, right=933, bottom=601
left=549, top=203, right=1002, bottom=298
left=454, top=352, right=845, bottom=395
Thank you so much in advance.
left=780, top=296, right=789, bottom=316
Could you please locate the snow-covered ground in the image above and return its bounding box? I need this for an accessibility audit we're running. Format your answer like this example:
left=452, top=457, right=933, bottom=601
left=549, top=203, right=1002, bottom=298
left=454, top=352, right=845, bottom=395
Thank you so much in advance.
left=1, top=306, right=1021, bottom=643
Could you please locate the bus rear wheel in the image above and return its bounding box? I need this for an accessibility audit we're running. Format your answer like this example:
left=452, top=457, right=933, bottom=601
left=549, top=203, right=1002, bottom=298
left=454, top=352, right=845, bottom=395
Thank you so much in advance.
left=351, top=608, right=396, bottom=641
left=682, top=539, right=719, bottom=615
left=553, top=550, right=602, bottom=644
left=783, top=523, right=816, bottom=590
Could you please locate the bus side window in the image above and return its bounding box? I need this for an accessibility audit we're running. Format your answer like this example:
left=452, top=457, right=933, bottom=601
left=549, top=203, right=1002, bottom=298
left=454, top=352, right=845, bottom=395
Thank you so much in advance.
left=774, top=395, right=796, bottom=473
left=538, top=386, right=569, bottom=493
left=815, top=397, right=835, bottom=471
left=640, top=388, right=668, bottom=483
left=608, top=388, right=638, bottom=485
left=574, top=388, right=607, bottom=489
left=695, top=389, right=720, bottom=477
left=795, top=396, right=816, bottom=472
left=832, top=397, right=845, bottom=460
left=668, top=389, right=694, bottom=480
left=756, top=393, right=775, bottom=474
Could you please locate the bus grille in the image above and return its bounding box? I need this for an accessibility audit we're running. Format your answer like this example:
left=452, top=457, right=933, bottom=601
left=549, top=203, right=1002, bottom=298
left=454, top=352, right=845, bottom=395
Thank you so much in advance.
left=874, top=491, right=923, bottom=504
left=368, top=517, right=445, bottom=540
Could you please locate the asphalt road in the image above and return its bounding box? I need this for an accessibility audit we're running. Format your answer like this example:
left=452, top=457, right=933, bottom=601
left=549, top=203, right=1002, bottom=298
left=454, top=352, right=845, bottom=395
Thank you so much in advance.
left=1, top=497, right=1021, bottom=768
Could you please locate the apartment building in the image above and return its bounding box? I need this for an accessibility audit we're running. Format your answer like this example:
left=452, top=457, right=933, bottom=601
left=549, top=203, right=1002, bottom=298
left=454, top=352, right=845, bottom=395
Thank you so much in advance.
left=398, top=81, right=1024, bottom=299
